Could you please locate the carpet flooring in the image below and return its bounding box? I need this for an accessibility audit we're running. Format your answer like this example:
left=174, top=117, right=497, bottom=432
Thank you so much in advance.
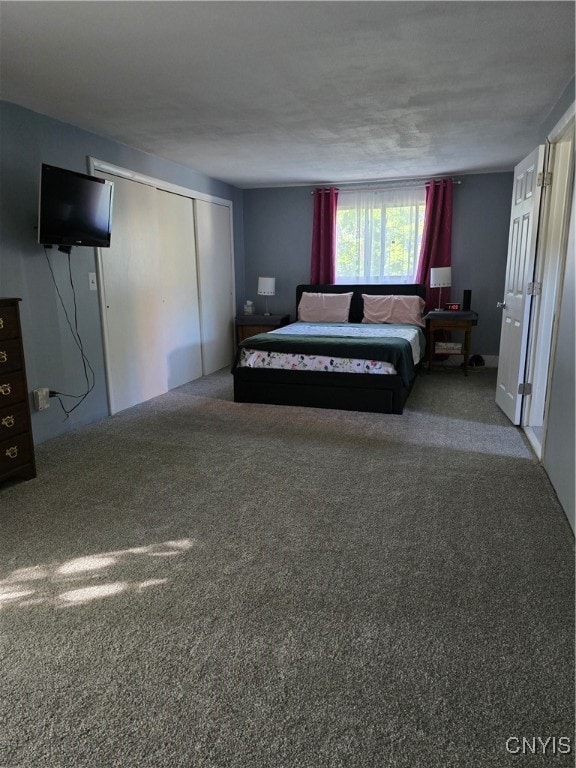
left=0, top=367, right=573, bottom=767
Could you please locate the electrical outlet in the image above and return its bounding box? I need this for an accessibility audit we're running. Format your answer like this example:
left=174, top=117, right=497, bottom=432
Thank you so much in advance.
left=33, top=387, right=50, bottom=411
left=88, top=272, right=97, bottom=291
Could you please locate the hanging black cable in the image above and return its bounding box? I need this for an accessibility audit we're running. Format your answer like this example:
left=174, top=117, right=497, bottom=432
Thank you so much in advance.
left=43, top=246, right=96, bottom=417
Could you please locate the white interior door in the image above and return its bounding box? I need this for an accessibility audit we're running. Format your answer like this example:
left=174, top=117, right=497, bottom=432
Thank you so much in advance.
left=495, top=145, right=546, bottom=423
left=194, top=199, right=235, bottom=374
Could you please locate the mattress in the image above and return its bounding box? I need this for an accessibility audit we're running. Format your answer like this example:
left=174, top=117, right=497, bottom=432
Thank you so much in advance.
left=233, top=322, right=425, bottom=386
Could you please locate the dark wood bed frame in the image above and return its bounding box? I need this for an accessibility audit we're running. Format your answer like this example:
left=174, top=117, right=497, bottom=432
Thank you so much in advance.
left=233, top=283, right=426, bottom=415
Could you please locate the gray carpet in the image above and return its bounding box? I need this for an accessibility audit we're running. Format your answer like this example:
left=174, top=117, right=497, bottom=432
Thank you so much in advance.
left=1, top=368, right=573, bottom=768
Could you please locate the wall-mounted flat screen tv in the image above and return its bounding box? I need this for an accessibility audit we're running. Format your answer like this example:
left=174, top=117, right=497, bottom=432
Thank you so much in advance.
left=38, top=164, right=114, bottom=248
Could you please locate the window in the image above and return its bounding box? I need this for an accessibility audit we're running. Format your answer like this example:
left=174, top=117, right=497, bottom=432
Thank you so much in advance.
left=335, top=187, right=426, bottom=283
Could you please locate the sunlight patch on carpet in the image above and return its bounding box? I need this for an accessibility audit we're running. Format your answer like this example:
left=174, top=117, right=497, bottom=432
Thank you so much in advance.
left=0, top=538, right=196, bottom=610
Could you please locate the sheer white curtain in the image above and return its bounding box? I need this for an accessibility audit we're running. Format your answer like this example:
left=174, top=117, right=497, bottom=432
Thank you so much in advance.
left=335, top=186, right=426, bottom=283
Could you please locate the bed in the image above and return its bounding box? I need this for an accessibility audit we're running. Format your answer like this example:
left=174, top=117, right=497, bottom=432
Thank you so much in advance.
left=232, top=283, right=427, bottom=414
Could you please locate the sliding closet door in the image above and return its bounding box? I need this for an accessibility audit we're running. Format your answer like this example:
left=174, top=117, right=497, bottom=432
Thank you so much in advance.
left=194, top=199, right=235, bottom=374
left=97, top=174, right=202, bottom=414
left=98, top=174, right=165, bottom=414
left=156, top=190, right=203, bottom=389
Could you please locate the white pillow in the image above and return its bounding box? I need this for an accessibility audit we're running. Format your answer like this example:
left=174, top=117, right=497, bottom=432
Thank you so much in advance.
left=362, top=294, right=425, bottom=327
left=297, top=292, right=353, bottom=322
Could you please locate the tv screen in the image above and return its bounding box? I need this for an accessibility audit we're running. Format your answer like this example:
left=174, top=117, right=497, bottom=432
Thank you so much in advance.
left=38, top=164, right=114, bottom=248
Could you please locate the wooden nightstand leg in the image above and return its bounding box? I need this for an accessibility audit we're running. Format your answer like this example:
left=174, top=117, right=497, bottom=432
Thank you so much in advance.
left=462, top=327, right=471, bottom=376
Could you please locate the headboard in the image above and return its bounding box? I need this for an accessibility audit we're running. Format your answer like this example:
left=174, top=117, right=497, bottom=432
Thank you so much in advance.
left=295, top=284, right=426, bottom=323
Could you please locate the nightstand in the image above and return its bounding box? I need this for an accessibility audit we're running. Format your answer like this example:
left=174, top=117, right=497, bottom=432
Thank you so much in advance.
left=235, top=314, right=291, bottom=345
left=424, top=310, right=479, bottom=375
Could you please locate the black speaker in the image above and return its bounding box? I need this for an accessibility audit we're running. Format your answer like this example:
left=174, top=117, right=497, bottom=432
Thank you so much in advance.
left=462, top=290, right=472, bottom=311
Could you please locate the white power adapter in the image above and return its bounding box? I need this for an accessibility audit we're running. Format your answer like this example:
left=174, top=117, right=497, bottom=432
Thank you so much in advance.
left=33, top=388, right=50, bottom=411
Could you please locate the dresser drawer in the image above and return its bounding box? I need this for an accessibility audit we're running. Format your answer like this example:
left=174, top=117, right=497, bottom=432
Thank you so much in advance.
left=0, top=300, right=36, bottom=483
left=0, top=340, right=22, bottom=374
left=0, top=431, right=34, bottom=476
left=0, top=401, right=29, bottom=439
left=0, top=306, right=19, bottom=340
left=0, top=371, right=27, bottom=406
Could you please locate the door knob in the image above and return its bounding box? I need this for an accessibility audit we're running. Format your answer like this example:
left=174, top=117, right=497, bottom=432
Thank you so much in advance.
left=497, top=301, right=506, bottom=309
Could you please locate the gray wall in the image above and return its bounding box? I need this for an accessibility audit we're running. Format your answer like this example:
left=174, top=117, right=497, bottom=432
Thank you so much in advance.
left=542, top=189, right=575, bottom=531
left=0, top=101, right=244, bottom=444
left=451, top=173, right=513, bottom=356
left=242, top=174, right=513, bottom=355
left=242, top=187, right=314, bottom=318
left=542, top=77, right=575, bottom=139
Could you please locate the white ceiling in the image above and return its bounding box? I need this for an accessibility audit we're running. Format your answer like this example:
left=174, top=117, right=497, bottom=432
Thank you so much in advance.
left=1, top=1, right=574, bottom=188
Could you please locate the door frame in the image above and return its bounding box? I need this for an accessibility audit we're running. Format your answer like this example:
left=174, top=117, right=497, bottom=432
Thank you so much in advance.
left=87, top=157, right=236, bottom=415
left=522, top=104, right=575, bottom=457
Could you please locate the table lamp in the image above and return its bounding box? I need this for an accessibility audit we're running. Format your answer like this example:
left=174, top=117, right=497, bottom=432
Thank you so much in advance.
left=430, top=267, right=451, bottom=310
left=257, top=277, right=275, bottom=315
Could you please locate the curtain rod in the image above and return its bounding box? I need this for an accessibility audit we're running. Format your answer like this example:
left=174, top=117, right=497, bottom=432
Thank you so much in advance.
left=311, top=177, right=461, bottom=193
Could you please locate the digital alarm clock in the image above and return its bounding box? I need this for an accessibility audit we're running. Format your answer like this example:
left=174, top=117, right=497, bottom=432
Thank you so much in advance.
left=445, top=302, right=461, bottom=311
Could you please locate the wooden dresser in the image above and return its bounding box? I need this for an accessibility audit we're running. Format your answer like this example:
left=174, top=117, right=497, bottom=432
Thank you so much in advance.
left=0, top=298, right=36, bottom=483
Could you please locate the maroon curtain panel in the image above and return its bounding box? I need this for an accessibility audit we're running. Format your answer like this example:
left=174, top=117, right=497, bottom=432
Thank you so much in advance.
left=310, top=187, right=338, bottom=284
left=416, top=179, right=453, bottom=311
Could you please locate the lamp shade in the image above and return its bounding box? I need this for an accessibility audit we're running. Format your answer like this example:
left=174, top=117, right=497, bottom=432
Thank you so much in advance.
left=429, top=267, right=451, bottom=288
left=257, top=277, right=276, bottom=296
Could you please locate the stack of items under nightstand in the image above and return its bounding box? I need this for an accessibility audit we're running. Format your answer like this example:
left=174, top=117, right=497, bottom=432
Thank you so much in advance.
left=423, top=309, right=479, bottom=376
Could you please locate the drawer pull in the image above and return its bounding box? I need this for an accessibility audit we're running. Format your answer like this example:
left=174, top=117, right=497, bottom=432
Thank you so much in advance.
left=5, top=446, right=18, bottom=459
left=0, top=384, right=11, bottom=396
left=1, top=415, right=15, bottom=428
left=0, top=318, right=3, bottom=329
left=0, top=351, right=6, bottom=363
